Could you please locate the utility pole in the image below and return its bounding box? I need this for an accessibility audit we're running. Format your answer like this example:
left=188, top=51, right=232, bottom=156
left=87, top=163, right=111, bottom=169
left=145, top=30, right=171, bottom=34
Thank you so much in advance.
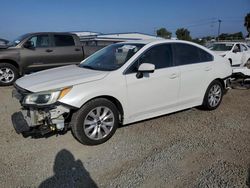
left=217, top=19, right=222, bottom=41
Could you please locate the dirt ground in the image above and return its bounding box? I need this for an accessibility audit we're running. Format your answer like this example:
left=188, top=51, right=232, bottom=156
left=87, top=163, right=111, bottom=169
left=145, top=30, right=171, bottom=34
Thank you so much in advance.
left=0, top=86, right=250, bottom=188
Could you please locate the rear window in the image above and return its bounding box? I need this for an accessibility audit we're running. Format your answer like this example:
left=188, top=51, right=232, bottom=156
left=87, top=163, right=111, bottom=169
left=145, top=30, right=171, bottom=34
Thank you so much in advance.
left=54, top=35, right=75, bottom=46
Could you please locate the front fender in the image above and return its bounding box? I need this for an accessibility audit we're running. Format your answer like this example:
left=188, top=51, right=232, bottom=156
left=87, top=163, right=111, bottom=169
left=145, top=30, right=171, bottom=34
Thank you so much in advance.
left=58, top=76, right=128, bottom=119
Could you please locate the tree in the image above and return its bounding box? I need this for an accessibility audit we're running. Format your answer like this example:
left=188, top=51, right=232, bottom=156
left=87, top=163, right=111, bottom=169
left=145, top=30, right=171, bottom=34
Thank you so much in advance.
left=175, top=28, right=192, bottom=41
left=218, top=32, right=244, bottom=40
left=156, top=28, right=172, bottom=39
left=244, top=13, right=250, bottom=37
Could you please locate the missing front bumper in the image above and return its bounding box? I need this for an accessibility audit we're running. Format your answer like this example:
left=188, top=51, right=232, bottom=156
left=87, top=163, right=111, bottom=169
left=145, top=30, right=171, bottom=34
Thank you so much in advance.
left=11, top=111, right=53, bottom=137
left=11, top=104, right=71, bottom=137
left=11, top=112, right=30, bottom=134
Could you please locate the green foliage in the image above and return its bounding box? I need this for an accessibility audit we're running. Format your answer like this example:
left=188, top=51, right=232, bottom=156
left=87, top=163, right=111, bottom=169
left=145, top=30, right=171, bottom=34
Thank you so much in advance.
left=156, top=28, right=172, bottom=39
left=175, top=28, right=192, bottom=41
left=218, top=32, right=244, bottom=40
left=244, top=13, right=250, bottom=37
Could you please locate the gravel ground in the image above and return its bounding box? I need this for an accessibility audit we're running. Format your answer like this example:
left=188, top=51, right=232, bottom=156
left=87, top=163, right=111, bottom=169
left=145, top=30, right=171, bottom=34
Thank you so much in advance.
left=0, top=86, right=250, bottom=188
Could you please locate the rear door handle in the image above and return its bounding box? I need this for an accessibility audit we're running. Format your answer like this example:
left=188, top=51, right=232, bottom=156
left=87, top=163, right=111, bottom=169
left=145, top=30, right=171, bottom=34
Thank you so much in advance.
left=75, top=48, right=80, bottom=51
left=169, top=73, right=178, bottom=79
left=205, top=67, right=212, bottom=71
left=46, top=49, right=53, bottom=53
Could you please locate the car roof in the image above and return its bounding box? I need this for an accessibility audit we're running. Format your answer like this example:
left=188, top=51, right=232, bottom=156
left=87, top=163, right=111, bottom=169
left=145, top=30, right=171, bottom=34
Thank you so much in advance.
left=24, top=32, right=75, bottom=36
left=121, top=38, right=165, bottom=44
left=121, top=39, right=210, bottom=49
left=121, top=39, right=200, bottom=45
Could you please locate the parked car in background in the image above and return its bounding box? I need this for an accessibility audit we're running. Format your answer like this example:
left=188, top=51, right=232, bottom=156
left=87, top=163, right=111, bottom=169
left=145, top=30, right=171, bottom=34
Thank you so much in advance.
left=12, top=39, right=232, bottom=145
left=209, top=42, right=250, bottom=67
left=0, top=38, right=9, bottom=47
left=0, top=32, right=84, bottom=86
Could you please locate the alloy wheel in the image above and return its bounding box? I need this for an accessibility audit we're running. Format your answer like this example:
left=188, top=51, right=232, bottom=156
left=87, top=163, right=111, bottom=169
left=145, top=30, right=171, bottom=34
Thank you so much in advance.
left=208, top=84, right=222, bottom=107
left=0, top=67, right=15, bottom=83
left=83, top=106, right=115, bottom=140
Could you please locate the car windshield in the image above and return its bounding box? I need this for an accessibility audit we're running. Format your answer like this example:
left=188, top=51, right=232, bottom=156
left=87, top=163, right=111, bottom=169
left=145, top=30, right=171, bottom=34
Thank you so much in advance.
left=8, top=34, right=30, bottom=46
left=209, top=43, right=233, bottom=51
left=79, top=43, right=144, bottom=71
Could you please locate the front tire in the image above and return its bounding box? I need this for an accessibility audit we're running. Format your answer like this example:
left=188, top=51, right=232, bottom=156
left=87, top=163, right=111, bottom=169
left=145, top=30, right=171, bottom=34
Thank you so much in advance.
left=71, top=98, right=119, bottom=145
left=0, top=63, right=19, bottom=86
left=201, top=80, right=224, bottom=110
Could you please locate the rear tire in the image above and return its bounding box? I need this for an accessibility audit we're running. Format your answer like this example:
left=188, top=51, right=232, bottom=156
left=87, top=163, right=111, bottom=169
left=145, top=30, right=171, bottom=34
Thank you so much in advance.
left=201, top=80, right=224, bottom=110
left=71, top=98, right=119, bottom=145
left=0, top=63, right=19, bottom=86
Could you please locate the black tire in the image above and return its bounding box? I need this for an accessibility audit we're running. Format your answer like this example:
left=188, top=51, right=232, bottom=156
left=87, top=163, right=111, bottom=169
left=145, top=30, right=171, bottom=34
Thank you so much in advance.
left=0, top=63, right=19, bottom=86
left=71, top=98, right=119, bottom=145
left=246, top=59, right=250, bottom=69
left=201, top=80, right=224, bottom=110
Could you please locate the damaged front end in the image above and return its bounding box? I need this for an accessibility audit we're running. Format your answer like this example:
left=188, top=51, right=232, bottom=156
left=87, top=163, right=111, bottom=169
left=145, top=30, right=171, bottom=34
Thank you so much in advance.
left=12, top=84, right=72, bottom=137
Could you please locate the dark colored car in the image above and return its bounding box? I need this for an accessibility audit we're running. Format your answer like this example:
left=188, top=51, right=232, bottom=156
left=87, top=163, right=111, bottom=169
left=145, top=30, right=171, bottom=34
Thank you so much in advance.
left=0, top=32, right=84, bottom=85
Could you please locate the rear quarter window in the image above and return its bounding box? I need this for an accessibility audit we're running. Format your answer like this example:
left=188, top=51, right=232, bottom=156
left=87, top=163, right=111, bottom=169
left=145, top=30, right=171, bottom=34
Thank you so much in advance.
left=198, top=48, right=213, bottom=62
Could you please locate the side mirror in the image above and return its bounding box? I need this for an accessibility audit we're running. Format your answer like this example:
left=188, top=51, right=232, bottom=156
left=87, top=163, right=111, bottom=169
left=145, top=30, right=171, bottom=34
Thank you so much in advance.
left=23, top=41, right=35, bottom=49
left=136, top=63, right=155, bottom=79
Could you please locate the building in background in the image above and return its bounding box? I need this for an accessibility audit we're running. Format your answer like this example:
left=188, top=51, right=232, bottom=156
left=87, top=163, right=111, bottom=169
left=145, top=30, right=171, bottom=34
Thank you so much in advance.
left=73, top=31, right=160, bottom=46
left=72, top=31, right=161, bottom=57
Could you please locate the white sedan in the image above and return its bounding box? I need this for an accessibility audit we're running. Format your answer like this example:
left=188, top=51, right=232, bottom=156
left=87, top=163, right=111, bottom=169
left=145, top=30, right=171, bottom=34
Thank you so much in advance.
left=209, top=42, right=250, bottom=67
left=12, top=39, right=232, bottom=145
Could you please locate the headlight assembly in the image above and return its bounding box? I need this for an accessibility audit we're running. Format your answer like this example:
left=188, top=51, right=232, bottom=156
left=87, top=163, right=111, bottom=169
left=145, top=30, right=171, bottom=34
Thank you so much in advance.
left=23, top=87, right=72, bottom=106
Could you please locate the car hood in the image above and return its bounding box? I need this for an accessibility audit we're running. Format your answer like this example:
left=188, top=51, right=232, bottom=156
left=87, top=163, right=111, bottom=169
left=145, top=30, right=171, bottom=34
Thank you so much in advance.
left=15, top=65, right=109, bottom=92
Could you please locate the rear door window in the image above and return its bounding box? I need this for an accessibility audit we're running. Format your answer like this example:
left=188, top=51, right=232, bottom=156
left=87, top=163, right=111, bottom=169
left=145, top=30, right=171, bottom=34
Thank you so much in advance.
left=173, top=43, right=213, bottom=66
left=54, top=35, right=75, bottom=47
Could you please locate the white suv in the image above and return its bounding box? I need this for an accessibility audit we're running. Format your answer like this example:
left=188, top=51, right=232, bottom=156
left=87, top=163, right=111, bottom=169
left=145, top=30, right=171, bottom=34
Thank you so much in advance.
left=210, top=42, right=250, bottom=67
left=12, top=40, right=232, bottom=145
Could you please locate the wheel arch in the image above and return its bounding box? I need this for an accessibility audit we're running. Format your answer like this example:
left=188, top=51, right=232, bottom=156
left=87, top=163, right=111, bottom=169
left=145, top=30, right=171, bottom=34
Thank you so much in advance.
left=0, top=59, right=20, bottom=74
left=200, top=78, right=225, bottom=110
left=214, top=78, right=225, bottom=87
left=80, top=95, right=124, bottom=123
left=210, top=78, right=226, bottom=94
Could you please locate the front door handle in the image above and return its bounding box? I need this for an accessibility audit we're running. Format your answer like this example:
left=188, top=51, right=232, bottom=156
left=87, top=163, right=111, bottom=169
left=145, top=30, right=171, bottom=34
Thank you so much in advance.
left=75, top=48, right=81, bottom=51
left=46, top=49, right=53, bottom=53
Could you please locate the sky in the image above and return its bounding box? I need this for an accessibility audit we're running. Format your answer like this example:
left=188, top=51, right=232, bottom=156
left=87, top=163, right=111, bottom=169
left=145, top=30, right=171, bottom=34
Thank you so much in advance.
left=0, top=0, right=249, bottom=40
